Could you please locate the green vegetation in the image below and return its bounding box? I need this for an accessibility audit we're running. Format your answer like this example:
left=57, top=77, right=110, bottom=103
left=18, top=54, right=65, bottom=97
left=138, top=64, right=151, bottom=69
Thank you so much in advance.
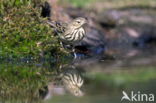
left=0, top=1, right=71, bottom=102
left=0, top=0, right=45, bottom=14
left=0, top=0, right=69, bottom=59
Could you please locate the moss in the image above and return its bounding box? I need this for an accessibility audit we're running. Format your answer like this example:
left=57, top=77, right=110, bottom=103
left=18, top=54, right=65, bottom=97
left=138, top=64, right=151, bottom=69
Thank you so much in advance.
left=0, top=1, right=71, bottom=101
left=0, top=0, right=70, bottom=59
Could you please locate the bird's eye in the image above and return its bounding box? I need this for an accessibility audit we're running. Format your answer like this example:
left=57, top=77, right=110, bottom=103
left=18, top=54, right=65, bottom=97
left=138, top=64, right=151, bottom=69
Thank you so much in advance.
left=77, top=21, right=81, bottom=23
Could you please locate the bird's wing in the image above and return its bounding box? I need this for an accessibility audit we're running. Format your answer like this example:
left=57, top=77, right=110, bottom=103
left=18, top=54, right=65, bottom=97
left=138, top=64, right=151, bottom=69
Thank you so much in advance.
left=55, top=22, right=67, bottom=34
left=46, top=20, right=67, bottom=34
left=46, top=21, right=56, bottom=28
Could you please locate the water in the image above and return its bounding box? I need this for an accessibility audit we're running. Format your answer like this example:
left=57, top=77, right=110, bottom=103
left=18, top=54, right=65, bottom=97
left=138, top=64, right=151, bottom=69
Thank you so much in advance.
left=0, top=48, right=156, bottom=103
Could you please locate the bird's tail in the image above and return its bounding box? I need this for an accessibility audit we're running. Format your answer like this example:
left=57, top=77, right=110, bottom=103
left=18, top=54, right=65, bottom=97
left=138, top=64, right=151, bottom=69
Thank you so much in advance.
left=46, top=20, right=66, bottom=33
left=46, top=20, right=57, bottom=28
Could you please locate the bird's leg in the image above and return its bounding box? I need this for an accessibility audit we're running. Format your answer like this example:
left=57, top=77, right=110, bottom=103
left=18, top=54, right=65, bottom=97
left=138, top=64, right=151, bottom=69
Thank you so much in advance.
left=59, top=42, right=77, bottom=59
left=60, top=42, right=64, bottom=48
left=72, top=46, right=77, bottom=59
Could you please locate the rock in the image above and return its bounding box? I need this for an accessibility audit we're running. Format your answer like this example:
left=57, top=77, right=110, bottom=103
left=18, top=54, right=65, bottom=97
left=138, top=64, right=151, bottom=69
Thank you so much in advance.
left=97, top=10, right=121, bottom=28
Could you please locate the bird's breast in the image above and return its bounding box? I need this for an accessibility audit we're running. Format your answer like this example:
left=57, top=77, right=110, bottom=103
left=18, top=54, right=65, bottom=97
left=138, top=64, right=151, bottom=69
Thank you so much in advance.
left=60, top=27, right=85, bottom=44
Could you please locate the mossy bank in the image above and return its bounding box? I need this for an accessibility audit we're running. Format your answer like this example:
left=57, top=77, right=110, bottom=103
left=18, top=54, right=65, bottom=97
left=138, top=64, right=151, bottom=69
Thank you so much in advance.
left=0, top=1, right=70, bottom=102
left=0, top=0, right=69, bottom=60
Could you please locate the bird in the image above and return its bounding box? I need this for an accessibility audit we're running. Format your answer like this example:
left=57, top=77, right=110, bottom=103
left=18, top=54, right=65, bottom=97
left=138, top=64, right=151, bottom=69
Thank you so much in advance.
left=39, top=65, right=84, bottom=100
left=47, top=17, right=87, bottom=58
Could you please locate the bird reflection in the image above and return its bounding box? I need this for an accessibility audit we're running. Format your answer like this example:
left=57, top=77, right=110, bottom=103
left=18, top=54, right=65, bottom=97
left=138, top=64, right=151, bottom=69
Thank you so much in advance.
left=60, top=65, right=84, bottom=97
left=40, top=65, right=84, bottom=100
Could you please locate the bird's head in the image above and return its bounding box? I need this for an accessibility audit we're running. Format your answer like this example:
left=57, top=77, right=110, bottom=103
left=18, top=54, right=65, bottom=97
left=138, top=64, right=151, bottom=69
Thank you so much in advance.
left=69, top=17, right=87, bottom=29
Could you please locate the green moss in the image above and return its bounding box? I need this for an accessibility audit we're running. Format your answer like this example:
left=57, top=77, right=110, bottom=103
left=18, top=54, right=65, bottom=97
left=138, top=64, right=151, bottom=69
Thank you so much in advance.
left=0, top=0, right=69, bottom=59
left=0, top=1, right=72, bottom=101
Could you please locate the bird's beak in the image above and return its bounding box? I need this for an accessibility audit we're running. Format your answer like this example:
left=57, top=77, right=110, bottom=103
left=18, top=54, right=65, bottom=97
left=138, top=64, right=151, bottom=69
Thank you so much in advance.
left=82, top=20, right=87, bottom=26
left=84, top=19, right=87, bottom=24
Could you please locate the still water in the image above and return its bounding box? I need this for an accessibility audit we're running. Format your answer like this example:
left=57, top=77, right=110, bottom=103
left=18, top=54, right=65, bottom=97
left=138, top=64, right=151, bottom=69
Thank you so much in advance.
left=0, top=48, right=156, bottom=103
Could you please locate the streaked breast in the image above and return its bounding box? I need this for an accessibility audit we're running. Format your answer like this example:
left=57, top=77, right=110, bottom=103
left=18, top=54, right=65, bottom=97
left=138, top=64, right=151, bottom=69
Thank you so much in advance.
left=63, top=27, right=85, bottom=43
